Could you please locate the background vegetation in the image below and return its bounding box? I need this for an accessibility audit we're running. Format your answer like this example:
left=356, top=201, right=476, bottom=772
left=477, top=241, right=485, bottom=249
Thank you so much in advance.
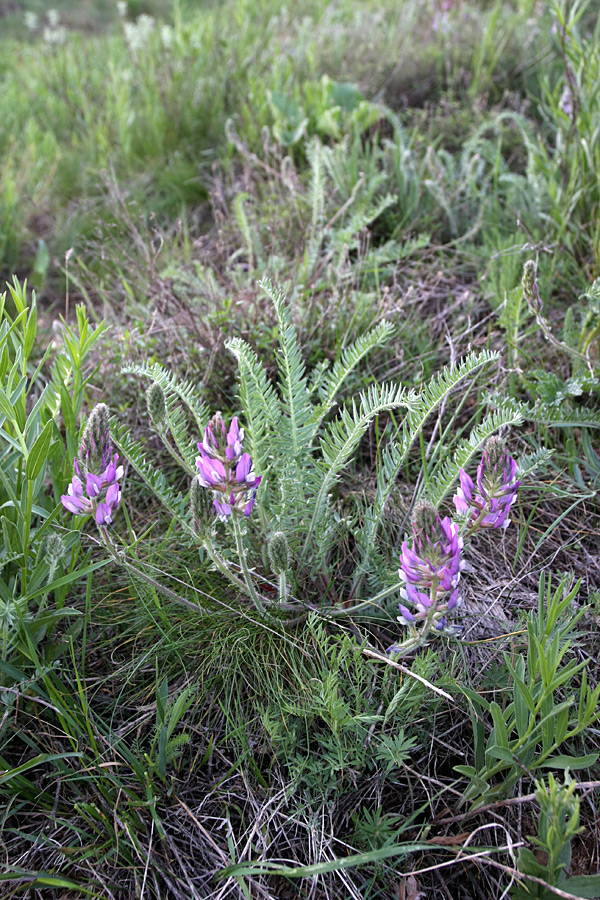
left=1, top=0, right=600, bottom=897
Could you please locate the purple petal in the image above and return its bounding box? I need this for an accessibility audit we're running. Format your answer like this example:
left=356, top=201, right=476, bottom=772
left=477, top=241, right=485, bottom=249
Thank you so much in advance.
left=213, top=499, right=232, bottom=519
left=235, top=453, right=252, bottom=483
left=398, top=604, right=416, bottom=623
left=405, top=583, right=431, bottom=610
left=447, top=589, right=460, bottom=610
left=196, top=456, right=226, bottom=488
left=61, top=494, right=87, bottom=514
left=95, top=502, right=112, bottom=526
left=86, top=473, right=103, bottom=498
left=105, top=483, right=121, bottom=508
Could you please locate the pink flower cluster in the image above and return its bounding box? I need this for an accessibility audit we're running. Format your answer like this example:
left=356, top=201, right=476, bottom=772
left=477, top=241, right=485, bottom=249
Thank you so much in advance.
left=195, top=414, right=261, bottom=520
left=398, top=506, right=464, bottom=629
left=61, top=455, right=123, bottom=527
left=453, top=437, right=521, bottom=530
left=396, top=439, right=520, bottom=633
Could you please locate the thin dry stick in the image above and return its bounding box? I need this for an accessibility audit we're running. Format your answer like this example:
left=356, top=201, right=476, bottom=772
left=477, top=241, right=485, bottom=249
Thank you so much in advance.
left=435, top=780, right=600, bottom=826
left=139, top=818, right=153, bottom=900
left=362, top=648, right=454, bottom=701
left=175, top=797, right=229, bottom=864
left=475, top=853, right=594, bottom=900
left=396, top=841, right=523, bottom=880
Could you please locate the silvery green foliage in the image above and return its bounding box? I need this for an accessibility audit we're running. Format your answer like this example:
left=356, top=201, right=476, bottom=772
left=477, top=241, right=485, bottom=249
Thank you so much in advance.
left=119, top=279, right=523, bottom=610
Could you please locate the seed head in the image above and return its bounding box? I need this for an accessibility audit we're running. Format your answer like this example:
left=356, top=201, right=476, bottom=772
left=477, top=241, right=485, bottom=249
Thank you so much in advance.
left=268, top=531, right=291, bottom=575
left=44, top=532, right=66, bottom=583
left=146, top=382, right=166, bottom=428
left=79, top=403, right=112, bottom=475
left=190, top=476, right=214, bottom=535
left=412, top=500, right=440, bottom=552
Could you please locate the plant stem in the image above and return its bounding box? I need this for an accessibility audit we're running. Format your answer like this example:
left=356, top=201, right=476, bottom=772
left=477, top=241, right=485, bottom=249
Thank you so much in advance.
left=96, top=526, right=203, bottom=613
left=159, top=423, right=196, bottom=475
left=278, top=571, right=287, bottom=603
left=231, top=516, right=265, bottom=613
left=203, top=537, right=249, bottom=594
left=324, top=581, right=404, bottom=618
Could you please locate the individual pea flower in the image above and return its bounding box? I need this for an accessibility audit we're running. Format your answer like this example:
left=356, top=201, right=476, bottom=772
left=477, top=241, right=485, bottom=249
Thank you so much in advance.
left=397, top=501, right=463, bottom=628
left=453, top=436, right=521, bottom=530
left=195, top=415, right=261, bottom=520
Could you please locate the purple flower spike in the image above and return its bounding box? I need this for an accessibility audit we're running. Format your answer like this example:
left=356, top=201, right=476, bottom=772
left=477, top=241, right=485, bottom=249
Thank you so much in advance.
left=194, top=414, right=260, bottom=523
left=61, top=409, right=123, bottom=528
left=453, top=437, right=520, bottom=530
left=397, top=501, right=463, bottom=630
left=400, top=506, right=463, bottom=595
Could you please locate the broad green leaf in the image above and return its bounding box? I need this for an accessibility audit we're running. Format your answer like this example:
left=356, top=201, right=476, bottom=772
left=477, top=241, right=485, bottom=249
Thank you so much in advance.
left=486, top=745, right=514, bottom=764
left=490, top=702, right=509, bottom=749
left=539, top=753, right=598, bottom=770
left=562, top=874, right=600, bottom=898
left=26, top=420, right=53, bottom=480
left=513, top=680, right=531, bottom=740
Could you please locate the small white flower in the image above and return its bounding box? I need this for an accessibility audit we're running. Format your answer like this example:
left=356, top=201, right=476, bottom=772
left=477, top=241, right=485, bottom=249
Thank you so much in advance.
left=43, top=25, right=67, bottom=45
left=24, top=11, right=38, bottom=31
left=161, top=24, right=174, bottom=48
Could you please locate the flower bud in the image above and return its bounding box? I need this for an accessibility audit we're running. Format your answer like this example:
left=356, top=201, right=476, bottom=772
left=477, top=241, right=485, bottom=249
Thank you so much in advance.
left=268, top=531, right=290, bottom=575
left=190, top=476, right=214, bottom=534
left=44, top=532, right=66, bottom=584
left=412, top=500, right=440, bottom=553
left=79, top=403, right=112, bottom=475
left=522, top=260, right=542, bottom=312
left=481, top=435, right=505, bottom=472
left=146, top=382, right=166, bottom=428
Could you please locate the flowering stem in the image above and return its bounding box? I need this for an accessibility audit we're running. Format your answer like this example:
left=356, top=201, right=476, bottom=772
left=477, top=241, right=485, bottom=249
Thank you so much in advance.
left=531, top=306, right=596, bottom=376
left=422, top=576, right=439, bottom=643
left=203, top=537, right=249, bottom=595
left=95, top=526, right=204, bottom=613
left=159, top=424, right=196, bottom=476
left=231, top=516, right=266, bottom=614
left=278, top=571, right=287, bottom=603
